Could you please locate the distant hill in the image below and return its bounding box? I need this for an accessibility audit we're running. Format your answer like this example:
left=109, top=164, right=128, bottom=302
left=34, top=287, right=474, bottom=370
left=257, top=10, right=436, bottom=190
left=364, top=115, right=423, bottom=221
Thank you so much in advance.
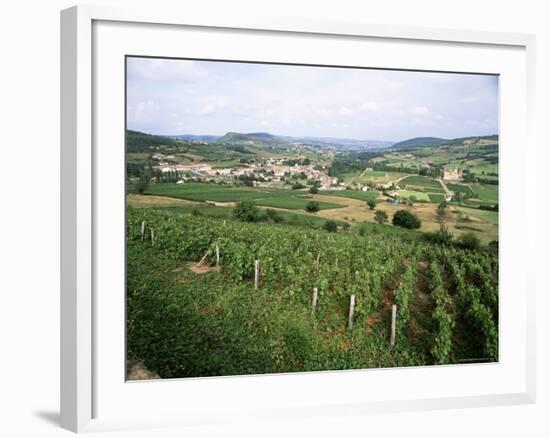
left=218, top=131, right=288, bottom=145
left=169, top=134, right=220, bottom=143
left=391, top=137, right=448, bottom=149
left=391, top=134, right=498, bottom=150
left=126, top=130, right=180, bottom=152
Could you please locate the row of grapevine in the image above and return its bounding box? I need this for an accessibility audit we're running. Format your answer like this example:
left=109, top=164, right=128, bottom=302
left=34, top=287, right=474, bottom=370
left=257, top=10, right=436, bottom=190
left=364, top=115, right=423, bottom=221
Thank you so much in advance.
left=428, top=260, right=455, bottom=364
left=443, top=251, right=498, bottom=360
left=128, top=208, right=498, bottom=363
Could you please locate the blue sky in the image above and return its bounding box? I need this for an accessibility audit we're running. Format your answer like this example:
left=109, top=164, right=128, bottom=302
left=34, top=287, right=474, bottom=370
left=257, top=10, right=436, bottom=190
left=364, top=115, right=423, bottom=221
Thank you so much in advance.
left=126, top=57, right=499, bottom=142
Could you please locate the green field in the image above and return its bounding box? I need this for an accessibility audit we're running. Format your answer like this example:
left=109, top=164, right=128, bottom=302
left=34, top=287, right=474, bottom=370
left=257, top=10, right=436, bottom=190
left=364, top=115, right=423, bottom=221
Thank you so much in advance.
left=129, top=183, right=344, bottom=211
left=320, top=190, right=379, bottom=202
left=471, top=184, right=498, bottom=203
left=455, top=206, right=499, bottom=225
left=399, top=175, right=445, bottom=192
left=447, top=183, right=474, bottom=195
left=428, top=193, right=446, bottom=203
left=397, top=190, right=430, bottom=202
left=255, top=195, right=343, bottom=210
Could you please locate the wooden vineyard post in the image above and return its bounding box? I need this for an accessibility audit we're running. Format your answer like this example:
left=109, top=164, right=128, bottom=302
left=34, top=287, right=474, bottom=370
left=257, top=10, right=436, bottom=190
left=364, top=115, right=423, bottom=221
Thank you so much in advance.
left=254, top=259, right=260, bottom=289
left=390, top=304, right=397, bottom=346
left=223, top=219, right=226, bottom=226
left=335, top=257, right=339, bottom=269
left=215, top=244, right=220, bottom=268
left=150, top=228, right=155, bottom=245
left=316, top=253, right=320, bottom=269
left=348, top=294, right=355, bottom=330
left=140, top=221, right=145, bottom=241
left=311, top=287, right=318, bottom=315
left=197, top=250, right=211, bottom=266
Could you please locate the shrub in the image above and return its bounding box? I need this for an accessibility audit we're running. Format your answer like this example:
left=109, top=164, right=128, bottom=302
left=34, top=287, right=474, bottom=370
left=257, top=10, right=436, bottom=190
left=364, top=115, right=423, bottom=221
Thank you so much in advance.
left=374, top=210, right=388, bottom=224
left=458, top=232, right=481, bottom=250
left=309, top=186, right=318, bottom=194
left=392, top=209, right=421, bottom=229
left=305, top=201, right=320, bottom=213
left=233, top=200, right=260, bottom=222
left=291, top=182, right=306, bottom=190
left=265, top=208, right=284, bottom=223
left=323, top=220, right=338, bottom=233
left=423, top=226, right=454, bottom=245
left=367, top=199, right=377, bottom=210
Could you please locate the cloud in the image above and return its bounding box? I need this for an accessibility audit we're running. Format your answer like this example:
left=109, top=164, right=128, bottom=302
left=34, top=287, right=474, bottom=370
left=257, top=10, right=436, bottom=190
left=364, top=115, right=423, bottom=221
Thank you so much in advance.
left=126, top=58, right=498, bottom=140
left=127, top=58, right=208, bottom=82
left=412, top=106, right=430, bottom=115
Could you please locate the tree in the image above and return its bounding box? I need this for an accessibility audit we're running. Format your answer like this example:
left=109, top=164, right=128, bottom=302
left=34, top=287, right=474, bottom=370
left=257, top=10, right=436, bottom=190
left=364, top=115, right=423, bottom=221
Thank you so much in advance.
left=366, top=199, right=377, bottom=210
left=135, top=169, right=151, bottom=194
left=436, top=200, right=448, bottom=224
left=305, top=201, right=320, bottom=213
left=323, top=220, right=338, bottom=233
left=374, top=210, right=388, bottom=224
left=458, top=232, right=481, bottom=250
left=291, top=182, right=305, bottom=190
left=309, top=185, right=319, bottom=194
left=233, top=200, right=260, bottom=222
left=392, top=209, right=421, bottom=229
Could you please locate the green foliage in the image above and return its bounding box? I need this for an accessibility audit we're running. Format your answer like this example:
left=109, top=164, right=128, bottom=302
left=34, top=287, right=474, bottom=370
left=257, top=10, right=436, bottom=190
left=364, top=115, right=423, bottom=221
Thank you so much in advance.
left=374, top=210, right=388, bottom=225
left=458, top=232, right=481, bottom=251
left=126, top=208, right=498, bottom=378
left=126, top=129, right=179, bottom=152
left=367, top=199, right=377, bottom=210
left=323, top=220, right=338, bottom=233
left=265, top=208, right=284, bottom=223
left=428, top=261, right=454, bottom=364
left=392, top=209, right=421, bottom=229
left=309, top=186, right=319, bottom=194
left=305, top=201, right=320, bottom=213
left=423, top=226, right=454, bottom=245
left=233, top=200, right=260, bottom=222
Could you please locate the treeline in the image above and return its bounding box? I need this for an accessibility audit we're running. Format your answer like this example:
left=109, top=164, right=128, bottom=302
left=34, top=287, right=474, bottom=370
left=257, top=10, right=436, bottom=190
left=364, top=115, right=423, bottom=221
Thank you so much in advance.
left=126, top=130, right=180, bottom=152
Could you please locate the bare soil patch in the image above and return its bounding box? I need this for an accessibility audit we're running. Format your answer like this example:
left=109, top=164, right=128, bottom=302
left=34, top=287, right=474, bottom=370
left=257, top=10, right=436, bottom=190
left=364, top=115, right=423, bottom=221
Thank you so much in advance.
left=187, top=262, right=220, bottom=274
left=127, top=360, right=160, bottom=381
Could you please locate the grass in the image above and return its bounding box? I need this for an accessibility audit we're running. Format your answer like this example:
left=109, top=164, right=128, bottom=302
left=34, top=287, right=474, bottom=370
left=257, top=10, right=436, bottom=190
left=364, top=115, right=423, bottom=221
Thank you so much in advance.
left=256, top=195, right=343, bottom=210
left=428, top=193, right=446, bottom=203
left=447, top=183, right=474, bottom=195
left=454, top=206, right=499, bottom=225
left=321, top=190, right=379, bottom=202
left=397, top=190, right=430, bottom=202
left=131, top=182, right=341, bottom=207
left=471, top=184, right=498, bottom=203
left=399, top=175, right=444, bottom=192
left=132, top=203, right=344, bottom=229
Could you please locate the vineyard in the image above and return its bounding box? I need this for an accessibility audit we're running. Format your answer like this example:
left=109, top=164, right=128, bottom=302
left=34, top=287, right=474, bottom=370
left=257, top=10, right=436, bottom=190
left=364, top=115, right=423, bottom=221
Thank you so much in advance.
left=127, top=208, right=498, bottom=379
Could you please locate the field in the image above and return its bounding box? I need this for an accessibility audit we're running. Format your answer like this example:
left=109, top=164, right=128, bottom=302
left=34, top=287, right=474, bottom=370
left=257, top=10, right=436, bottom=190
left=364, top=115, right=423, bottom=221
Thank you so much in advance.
left=396, top=190, right=431, bottom=202
left=320, top=190, right=379, bottom=202
left=127, top=208, right=498, bottom=379
left=471, top=183, right=498, bottom=203
left=399, top=175, right=445, bottom=193
left=131, top=183, right=344, bottom=210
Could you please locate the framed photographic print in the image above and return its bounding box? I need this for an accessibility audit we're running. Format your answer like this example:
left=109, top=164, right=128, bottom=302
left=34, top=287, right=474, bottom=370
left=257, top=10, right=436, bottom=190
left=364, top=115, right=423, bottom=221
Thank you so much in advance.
left=61, top=5, right=536, bottom=433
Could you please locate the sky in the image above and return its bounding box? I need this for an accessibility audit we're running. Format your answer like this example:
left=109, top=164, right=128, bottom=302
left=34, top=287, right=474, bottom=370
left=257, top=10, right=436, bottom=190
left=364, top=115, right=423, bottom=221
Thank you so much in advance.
left=126, top=57, right=499, bottom=142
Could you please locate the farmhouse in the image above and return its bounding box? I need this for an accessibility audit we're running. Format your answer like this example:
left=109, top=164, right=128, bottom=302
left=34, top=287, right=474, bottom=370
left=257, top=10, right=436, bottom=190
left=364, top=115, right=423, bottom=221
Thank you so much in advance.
left=443, top=167, right=463, bottom=181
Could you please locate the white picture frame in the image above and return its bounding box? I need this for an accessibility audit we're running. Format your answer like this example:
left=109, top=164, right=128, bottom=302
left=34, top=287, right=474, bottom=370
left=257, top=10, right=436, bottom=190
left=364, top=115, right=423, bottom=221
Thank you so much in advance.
left=60, top=4, right=536, bottom=433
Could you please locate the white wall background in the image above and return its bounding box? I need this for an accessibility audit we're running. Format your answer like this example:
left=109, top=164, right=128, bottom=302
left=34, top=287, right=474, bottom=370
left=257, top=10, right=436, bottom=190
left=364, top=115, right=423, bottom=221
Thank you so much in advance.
left=0, top=0, right=547, bottom=436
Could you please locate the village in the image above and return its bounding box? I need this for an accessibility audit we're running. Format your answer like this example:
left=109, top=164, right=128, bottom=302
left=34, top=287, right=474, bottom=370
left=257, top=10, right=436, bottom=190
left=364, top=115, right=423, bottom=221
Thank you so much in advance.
left=152, top=155, right=349, bottom=191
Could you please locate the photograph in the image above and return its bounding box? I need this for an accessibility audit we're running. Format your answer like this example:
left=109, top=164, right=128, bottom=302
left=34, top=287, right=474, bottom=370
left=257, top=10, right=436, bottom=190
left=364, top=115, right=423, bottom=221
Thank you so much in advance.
left=125, top=56, right=499, bottom=380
